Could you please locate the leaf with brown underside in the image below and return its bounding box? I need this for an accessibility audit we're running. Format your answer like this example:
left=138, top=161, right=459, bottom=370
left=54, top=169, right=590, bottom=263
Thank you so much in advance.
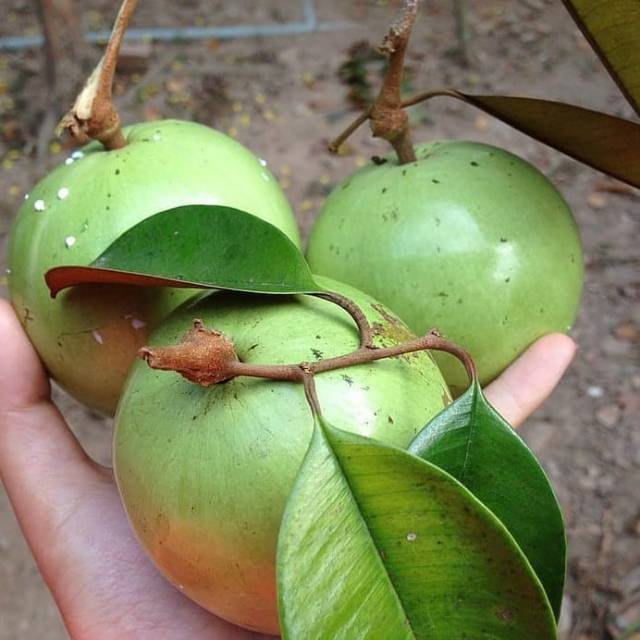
left=404, top=92, right=640, bottom=188
left=45, top=205, right=323, bottom=297
left=561, top=0, right=640, bottom=117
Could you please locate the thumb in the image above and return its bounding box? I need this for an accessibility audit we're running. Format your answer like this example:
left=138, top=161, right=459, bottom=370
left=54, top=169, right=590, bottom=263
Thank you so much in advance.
left=0, top=298, right=105, bottom=557
left=484, top=333, right=577, bottom=429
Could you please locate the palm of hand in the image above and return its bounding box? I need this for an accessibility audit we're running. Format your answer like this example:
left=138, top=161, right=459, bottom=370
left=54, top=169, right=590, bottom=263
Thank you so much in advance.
left=0, top=299, right=574, bottom=639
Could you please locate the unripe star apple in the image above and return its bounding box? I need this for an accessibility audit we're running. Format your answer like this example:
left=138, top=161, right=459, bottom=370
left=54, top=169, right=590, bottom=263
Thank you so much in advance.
left=113, top=277, right=451, bottom=634
left=306, top=140, right=584, bottom=394
left=7, top=120, right=300, bottom=414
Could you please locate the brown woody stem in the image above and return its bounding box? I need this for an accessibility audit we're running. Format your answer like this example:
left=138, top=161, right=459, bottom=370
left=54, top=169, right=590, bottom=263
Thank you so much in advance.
left=302, top=372, right=323, bottom=419
left=330, top=0, right=419, bottom=164
left=401, top=89, right=460, bottom=108
left=141, top=323, right=477, bottom=393
left=223, top=330, right=476, bottom=385
left=328, top=108, right=372, bottom=153
left=56, top=0, right=139, bottom=150
left=312, top=291, right=375, bottom=349
left=329, top=89, right=457, bottom=152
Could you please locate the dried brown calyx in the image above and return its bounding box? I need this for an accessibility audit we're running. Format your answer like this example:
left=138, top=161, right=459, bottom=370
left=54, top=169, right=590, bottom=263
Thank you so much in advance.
left=139, top=320, right=240, bottom=387
left=369, top=0, right=419, bottom=164
left=330, top=0, right=420, bottom=165
left=56, top=0, right=139, bottom=150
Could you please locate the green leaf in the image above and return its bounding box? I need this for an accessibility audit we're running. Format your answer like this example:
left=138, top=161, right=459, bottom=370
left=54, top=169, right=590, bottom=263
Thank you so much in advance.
left=45, top=205, right=323, bottom=297
left=408, top=381, right=566, bottom=620
left=417, top=92, right=640, bottom=188
left=561, top=0, right=640, bottom=117
left=277, top=416, right=557, bottom=640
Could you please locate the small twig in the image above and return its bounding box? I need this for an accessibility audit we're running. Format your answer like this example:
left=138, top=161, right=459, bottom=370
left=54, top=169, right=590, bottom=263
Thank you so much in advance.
left=142, top=321, right=477, bottom=397
left=401, top=88, right=459, bottom=108
left=312, top=291, right=375, bottom=349
left=301, top=371, right=323, bottom=419
left=57, top=0, right=139, bottom=149
left=224, top=330, right=476, bottom=385
left=328, top=108, right=372, bottom=153
left=329, top=89, right=457, bottom=153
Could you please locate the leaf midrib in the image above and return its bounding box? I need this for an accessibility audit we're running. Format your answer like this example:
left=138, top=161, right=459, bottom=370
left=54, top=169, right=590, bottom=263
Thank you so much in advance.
left=321, top=425, right=433, bottom=640
left=458, top=386, right=479, bottom=484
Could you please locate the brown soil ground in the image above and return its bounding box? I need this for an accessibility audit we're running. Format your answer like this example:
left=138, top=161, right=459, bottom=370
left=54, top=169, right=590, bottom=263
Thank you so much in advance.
left=0, top=1, right=638, bottom=638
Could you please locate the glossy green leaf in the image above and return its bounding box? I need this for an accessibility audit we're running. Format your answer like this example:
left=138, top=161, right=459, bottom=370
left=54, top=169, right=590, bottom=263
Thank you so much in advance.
left=408, top=381, right=566, bottom=620
left=45, top=205, right=323, bottom=297
left=562, top=0, right=640, bottom=116
left=277, top=416, right=557, bottom=640
left=411, top=92, right=640, bottom=188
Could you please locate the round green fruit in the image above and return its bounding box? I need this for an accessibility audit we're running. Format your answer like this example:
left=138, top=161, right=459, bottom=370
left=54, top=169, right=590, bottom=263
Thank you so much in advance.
left=113, top=277, right=451, bottom=634
left=306, top=140, right=584, bottom=394
left=8, top=119, right=300, bottom=414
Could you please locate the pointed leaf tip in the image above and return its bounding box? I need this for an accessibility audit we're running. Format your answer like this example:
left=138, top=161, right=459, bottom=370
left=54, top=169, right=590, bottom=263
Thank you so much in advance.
left=409, top=381, right=566, bottom=619
left=449, top=93, right=640, bottom=188
left=278, top=417, right=557, bottom=639
left=562, top=0, right=640, bottom=117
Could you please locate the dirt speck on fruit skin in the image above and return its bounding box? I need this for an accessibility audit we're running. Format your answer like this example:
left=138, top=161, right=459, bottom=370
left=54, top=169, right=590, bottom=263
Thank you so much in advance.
left=371, top=303, right=416, bottom=346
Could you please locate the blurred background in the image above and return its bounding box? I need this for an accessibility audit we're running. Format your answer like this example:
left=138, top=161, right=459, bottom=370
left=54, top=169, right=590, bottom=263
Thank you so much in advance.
left=0, top=1, right=638, bottom=638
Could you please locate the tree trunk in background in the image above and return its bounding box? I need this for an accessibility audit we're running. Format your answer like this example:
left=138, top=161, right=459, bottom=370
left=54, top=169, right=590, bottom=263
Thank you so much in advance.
left=453, top=0, right=470, bottom=66
left=34, top=0, right=91, bottom=164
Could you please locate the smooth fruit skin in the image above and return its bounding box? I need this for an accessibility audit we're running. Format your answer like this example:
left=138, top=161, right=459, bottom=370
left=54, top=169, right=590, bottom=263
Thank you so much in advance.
left=113, top=277, right=451, bottom=634
left=306, top=141, right=584, bottom=394
left=8, top=120, right=300, bottom=414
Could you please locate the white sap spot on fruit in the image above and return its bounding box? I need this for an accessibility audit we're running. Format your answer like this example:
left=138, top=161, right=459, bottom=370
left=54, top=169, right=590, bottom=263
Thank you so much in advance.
left=131, top=318, right=146, bottom=330
left=92, top=330, right=104, bottom=345
left=64, top=235, right=76, bottom=248
left=493, top=242, right=519, bottom=284
left=34, top=199, right=46, bottom=212
left=4, top=268, right=11, bottom=275
left=152, top=133, right=162, bottom=141
left=261, top=172, right=270, bottom=182
left=57, top=187, right=70, bottom=200
left=406, top=532, right=417, bottom=542
left=587, top=386, right=604, bottom=398
left=65, top=158, right=74, bottom=166
left=259, top=158, right=268, bottom=167
left=71, top=150, right=85, bottom=159
left=24, top=193, right=29, bottom=200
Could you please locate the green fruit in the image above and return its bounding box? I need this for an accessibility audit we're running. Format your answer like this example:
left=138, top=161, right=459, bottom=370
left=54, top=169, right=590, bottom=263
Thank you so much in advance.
left=307, top=140, right=584, bottom=394
left=8, top=120, right=300, bottom=415
left=113, top=277, right=451, bottom=634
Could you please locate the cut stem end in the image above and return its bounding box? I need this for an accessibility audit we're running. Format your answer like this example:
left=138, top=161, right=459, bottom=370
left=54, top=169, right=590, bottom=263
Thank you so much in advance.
left=57, top=0, right=138, bottom=150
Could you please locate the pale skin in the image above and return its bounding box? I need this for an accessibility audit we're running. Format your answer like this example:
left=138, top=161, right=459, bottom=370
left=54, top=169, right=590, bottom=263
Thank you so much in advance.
left=0, top=298, right=576, bottom=639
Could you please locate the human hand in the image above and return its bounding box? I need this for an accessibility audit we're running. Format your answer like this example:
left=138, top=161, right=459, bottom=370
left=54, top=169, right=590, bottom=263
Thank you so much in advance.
left=0, top=298, right=575, bottom=639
